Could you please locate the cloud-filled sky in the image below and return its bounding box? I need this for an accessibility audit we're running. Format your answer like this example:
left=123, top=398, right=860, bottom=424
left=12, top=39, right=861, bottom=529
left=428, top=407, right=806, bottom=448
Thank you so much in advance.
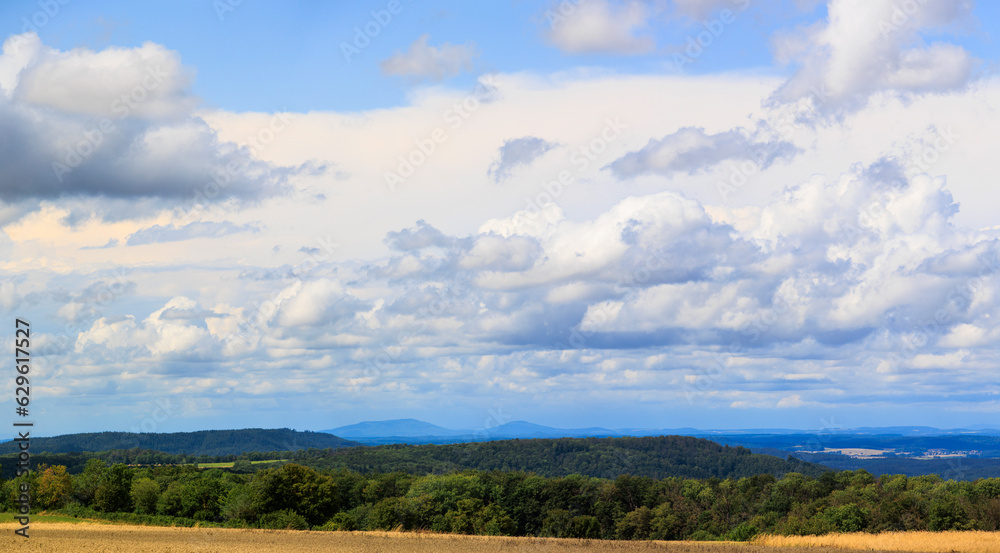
left=2, top=0, right=999, bottom=436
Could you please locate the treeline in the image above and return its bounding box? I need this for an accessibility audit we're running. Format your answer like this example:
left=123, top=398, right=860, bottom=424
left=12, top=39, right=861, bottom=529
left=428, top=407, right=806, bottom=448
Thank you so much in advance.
left=3, top=462, right=1000, bottom=540
left=2, top=435, right=829, bottom=481
left=0, top=428, right=359, bottom=456
left=0, top=449, right=290, bottom=476
left=289, top=436, right=830, bottom=479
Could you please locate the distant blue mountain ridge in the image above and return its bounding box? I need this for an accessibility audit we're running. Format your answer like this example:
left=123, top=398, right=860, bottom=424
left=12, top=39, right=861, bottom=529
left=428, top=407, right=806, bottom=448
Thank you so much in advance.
left=319, top=419, right=1000, bottom=445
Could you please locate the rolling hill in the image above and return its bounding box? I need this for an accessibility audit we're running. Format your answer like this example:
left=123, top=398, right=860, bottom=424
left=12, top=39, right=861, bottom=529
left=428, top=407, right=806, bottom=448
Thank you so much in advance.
left=0, top=428, right=360, bottom=457
left=292, top=434, right=832, bottom=479
left=323, top=418, right=465, bottom=438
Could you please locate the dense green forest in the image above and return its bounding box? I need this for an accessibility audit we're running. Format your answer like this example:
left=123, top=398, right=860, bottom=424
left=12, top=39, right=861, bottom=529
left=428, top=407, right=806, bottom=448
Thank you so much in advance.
left=3, top=461, right=999, bottom=541
left=1, top=435, right=828, bottom=481
left=0, top=428, right=359, bottom=456
left=290, top=436, right=830, bottom=479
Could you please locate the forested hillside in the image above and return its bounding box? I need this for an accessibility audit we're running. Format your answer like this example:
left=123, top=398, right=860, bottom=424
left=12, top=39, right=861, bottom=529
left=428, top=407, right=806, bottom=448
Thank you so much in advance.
left=297, top=435, right=830, bottom=479
left=0, top=434, right=827, bottom=481
left=0, top=428, right=359, bottom=456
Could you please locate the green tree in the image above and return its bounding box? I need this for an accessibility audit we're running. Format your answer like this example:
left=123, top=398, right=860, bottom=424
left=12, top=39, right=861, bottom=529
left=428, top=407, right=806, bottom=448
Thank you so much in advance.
left=481, top=504, right=517, bottom=536
left=130, top=478, right=160, bottom=515
left=37, top=465, right=72, bottom=510
left=221, top=484, right=257, bottom=523
left=569, top=515, right=601, bottom=539
left=93, top=463, right=132, bottom=512
left=369, top=496, right=415, bottom=530
left=258, top=509, right=308, bottom=530
left=824, top=502, right=868, bottom=533
left=540, top=509, right=573, bottom=537
left=183, top=477, right=225, bottom=520
left=727, top=522, right=759, bottom=542
left=249, top=464, right=336, bottom=526
left=157, top=481, right=185, bottom=516
left=929, top=496, right=969, bottom=531
left=616, top=506, right=653, bottom=540
left=72, top=459, right=106, bottom=506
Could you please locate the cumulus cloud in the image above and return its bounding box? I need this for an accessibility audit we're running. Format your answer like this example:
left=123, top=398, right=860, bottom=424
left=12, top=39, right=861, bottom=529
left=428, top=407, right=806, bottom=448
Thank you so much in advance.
left=385, top=220, right=463, bottom=251
left=342, top=158, right=995, bottom=382
left=11, top=39, right=196, bottom=119
left=54, top=275, right=136, bottom=323
left=49, top=153, right=1000, bottom=414
left=769, top=0, right=977, bottom=118
left=607, top=126, right=800, bottom=178
left=277, top=278, right=368, bottom=327
left=75, top=297, right=219, bottom=361
left=0, top=33, right=291, bottom=218
left=543, top=0, right=655, bottom=55
left=459, top=234, right=543, bottom=271
left=125, top=221, right=263, bottom=246
left=487, top=136, right=557, bottom=183
left=379, top=35, right=477, bottom=81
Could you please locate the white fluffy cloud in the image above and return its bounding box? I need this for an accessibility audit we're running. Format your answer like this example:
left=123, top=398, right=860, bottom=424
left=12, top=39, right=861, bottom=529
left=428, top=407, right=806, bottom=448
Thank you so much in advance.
left=770, top=0, right=977, bottom=118
left=75, top=297, right=218, bottom=361
left=544, top=0, right=655, bottom=55
left=11, top=37, right=195, bottom=119
left=0, top=33, right=291, bottom=218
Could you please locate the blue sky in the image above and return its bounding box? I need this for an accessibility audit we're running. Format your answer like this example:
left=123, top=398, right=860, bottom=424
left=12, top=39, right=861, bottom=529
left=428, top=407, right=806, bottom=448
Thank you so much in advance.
left=1, top=0, right=1000, bottom=436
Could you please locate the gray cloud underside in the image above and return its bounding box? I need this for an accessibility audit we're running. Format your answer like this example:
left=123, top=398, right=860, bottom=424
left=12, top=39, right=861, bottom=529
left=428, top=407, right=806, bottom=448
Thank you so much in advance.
left=125, top=221, right=264, bottom=246
left=488, top=136, right=558, bottom=183
left=607, top=126, right=800, bottom=178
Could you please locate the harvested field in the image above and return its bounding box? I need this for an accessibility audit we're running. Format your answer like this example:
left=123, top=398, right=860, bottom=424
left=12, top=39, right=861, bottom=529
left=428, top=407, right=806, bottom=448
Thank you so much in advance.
left=756, top=531, right=1000, bottom=553
left=0, top=522, right=923, bottom=552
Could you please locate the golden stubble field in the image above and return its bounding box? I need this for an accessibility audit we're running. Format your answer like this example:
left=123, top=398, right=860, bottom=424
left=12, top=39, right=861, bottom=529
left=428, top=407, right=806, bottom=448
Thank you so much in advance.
left=757, top=531, right=1000, bottom=553
left=0, top=522, right=952, bottom=553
